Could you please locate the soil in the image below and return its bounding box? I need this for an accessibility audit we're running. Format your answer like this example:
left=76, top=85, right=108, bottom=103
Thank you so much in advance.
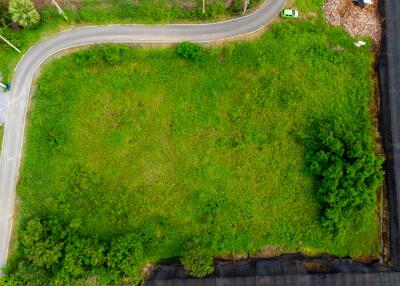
left=249, top=246, right=284, bottom=258
left=323, top=0, right=382, bottom=44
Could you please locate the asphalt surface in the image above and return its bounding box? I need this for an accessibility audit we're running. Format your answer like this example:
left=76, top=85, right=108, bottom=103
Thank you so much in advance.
left=0, top=91, right=6, bottom=125
left=0, top=0, right=286, bottom=270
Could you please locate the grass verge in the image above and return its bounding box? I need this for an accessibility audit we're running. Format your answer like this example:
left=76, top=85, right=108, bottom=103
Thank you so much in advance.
left=0, top=0, right=262, bottom=82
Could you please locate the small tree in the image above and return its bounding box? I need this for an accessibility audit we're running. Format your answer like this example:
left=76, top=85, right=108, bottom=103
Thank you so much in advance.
left=303, top=118, right=383, bottom=233
left=9, top=0, right=40, bottom=28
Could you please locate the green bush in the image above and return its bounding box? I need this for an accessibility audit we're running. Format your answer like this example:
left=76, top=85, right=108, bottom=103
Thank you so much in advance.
left=74, top=46, right=133, bottom=66
left=176, top=41, right=203, bottom=60
left=226, top=0, right=244, bottom=14
left=0, top=28, right=22, bottom=48
left=74, top=49, right=101, bottom=66
left=0, top=3, right=12, bottom=27
left=304, top=118, right=383, bottom=233
left=181, top=241, right=214, bottom=277
left=9, top=0, right=40, bottom=28
left=1, top=218, right=145, bottom=285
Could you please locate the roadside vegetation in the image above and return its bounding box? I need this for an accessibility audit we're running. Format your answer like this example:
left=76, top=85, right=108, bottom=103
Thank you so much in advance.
left=0, top=0, right=261, bottom=82
left=0, top=6, right=383, bottom=282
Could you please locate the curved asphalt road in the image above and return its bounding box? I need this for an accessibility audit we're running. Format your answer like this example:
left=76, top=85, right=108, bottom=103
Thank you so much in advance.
left=0, top=0, right=286, bottom=269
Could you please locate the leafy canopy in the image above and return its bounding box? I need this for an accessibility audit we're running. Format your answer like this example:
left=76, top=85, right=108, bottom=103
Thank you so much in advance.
left=1, top=218, right=144, bottom=285
left=304, top=118, right=383, bottom=233
left=9, top=0, right=40, bottom=28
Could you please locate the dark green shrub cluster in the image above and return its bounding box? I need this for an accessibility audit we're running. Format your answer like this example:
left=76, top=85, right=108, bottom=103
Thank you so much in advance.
left=176, top=42, right=203, bottom=60
left=304, top=118, right=383, bottom=233
left=181, top=238, right=214, bottom=277
left=74, top=46, right=133, bottom=66
left=2, top=218, right=144, bottom=285
left=0, top=2, right=12, bottom=27
left=0, top=28, right=22, bottom=48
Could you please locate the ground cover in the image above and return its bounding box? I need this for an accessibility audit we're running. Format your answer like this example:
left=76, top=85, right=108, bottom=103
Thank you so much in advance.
left=0, top=5, right=384, bottom=283
left=0, top=0, right=261, bottom=82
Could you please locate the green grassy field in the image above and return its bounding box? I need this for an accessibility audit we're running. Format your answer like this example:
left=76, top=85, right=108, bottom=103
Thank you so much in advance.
left=0, top=1, right=384, bottom=284
left=15, top=15, right=379, bottom=266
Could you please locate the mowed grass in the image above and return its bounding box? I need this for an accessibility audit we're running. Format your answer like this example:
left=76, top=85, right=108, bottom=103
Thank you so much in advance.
left=18, top=19, right=380, bottom=263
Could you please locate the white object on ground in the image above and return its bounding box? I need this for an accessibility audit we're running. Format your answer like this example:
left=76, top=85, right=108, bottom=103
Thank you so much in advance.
left=355, top=40, right=367, bottom=47
left=352, top=0, right=373, bottom=4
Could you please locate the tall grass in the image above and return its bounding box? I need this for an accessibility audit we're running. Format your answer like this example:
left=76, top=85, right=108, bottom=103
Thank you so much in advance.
left=17, top=20, right=380, bottom=264
left=0, top=2, right=383, bottom=283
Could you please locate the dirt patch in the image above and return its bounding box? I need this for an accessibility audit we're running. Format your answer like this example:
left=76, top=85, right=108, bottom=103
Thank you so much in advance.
left=323, top=0, right=382, bottom=44
left=250, top=246, right=284, bottom=258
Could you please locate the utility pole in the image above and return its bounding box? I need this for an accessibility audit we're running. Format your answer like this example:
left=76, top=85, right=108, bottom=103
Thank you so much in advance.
left=203, top=0, right=205, bottom=14
left=51, top=0, right=68, bottom=21
left=0, top=34, right=21, bottom=53
left=243, top=0, right=249, bottom=14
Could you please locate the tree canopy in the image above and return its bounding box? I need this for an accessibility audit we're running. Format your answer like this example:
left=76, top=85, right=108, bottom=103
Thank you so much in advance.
left=304, top=118, right=383, bottom=233
left=9, top=0, right=40, bottom=28
left=1, top=218, right=144, bottom=285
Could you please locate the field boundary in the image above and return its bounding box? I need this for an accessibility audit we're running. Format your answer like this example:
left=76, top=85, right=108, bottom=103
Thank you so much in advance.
left=378, top=0, right=400, bottom=271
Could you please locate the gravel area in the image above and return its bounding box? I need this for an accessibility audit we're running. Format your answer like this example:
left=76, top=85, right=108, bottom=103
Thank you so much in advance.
left=323, top=0, right=382, bottom=44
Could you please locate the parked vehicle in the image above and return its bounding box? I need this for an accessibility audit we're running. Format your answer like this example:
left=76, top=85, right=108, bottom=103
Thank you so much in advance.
left=280, top=9, right=299, bottom=19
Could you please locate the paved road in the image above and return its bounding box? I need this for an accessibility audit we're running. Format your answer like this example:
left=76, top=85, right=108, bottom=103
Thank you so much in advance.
left=0, top=0, right=286, bottom=269
left=0, top=91, right=6, bottom=125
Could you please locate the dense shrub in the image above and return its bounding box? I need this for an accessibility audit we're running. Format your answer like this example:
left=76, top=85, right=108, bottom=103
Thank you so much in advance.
left=9, top=0, right=40, bottom=28
left=0, top=3, right=12, bottom=27
left=0, top=28, right=22, bottom=48
left=304, top=118, right=383, bottom=233
left=176, top=41, right=203, bottom=60
left=1, top=218, right=144, bottom=285
left=74, top=46, right=133, bottom=66
left=181, top=240, right=214, bottom=277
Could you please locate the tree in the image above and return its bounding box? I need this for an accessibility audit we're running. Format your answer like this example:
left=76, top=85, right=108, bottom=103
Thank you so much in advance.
left=9, top=0, right=40, bottom=28
left=303, top=118, right=383, bottom=233
left=19, top=218, right=65, bottom=269
left=107, top=235, right=144, bottom=283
